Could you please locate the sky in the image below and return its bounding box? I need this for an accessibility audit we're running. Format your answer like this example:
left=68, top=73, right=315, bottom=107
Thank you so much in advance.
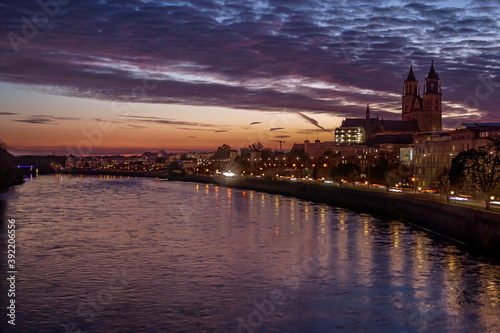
left=1, top=0, right=500, bottom=155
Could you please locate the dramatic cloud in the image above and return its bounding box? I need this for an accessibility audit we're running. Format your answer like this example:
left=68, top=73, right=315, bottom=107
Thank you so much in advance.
left=13, top=114, right=79, bottom=124
left=297, top=112, right=332, bottom=134
left=1, top=0, right=499, bottom=126
left=119, top=114, right=230, bottom=132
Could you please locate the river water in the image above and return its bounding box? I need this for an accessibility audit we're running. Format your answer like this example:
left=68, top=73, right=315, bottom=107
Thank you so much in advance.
left=0, top=175, right=499, bottom=332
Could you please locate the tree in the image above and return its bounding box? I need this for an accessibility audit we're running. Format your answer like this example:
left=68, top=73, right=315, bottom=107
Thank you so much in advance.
left=449, top=138, right=500, bottom=210
left=248, top=142, right=265, bottom=151
left=449, top=149, right=474, bottom=191
left=156, top=156, right=166, bottom=164
left=331, top=162, right=361, bottom=187
left=212, top=144, right=232, bottom=160
left=0, top=140, right=24, bottom=190
left=166, top=161, right=184, bottom=180
left=287, top=147, right=308, bottom=162
left=431, top=167, right=452, bottom=203
left=367, top=152, right=400, bottom=192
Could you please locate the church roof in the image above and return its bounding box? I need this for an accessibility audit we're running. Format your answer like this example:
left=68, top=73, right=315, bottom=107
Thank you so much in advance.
left=405, top=65, right=417, bottom=82
left=340, top=118, right=419, bottom=132
left=340, top=118, right=382, bottom=130
left=426, top=60, right=439, bottom=80
left=458, top=123, right=500, bottom=129
left=380, top=120, right=419, bottom=132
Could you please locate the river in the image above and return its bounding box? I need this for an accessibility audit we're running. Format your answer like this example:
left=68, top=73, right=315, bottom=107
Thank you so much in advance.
left=0, top=175, right=499, bottom=332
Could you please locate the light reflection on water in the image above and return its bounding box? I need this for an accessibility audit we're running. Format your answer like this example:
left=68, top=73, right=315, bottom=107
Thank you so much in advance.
left=0, top=175, right=499, bottom=332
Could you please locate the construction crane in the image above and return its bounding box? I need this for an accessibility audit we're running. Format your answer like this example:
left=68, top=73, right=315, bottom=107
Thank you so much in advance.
left=271, top=140, right=285, bottom=150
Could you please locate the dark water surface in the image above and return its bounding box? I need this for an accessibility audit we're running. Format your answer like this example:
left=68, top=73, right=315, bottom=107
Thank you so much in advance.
left=0, top=175, right=499, bottom=332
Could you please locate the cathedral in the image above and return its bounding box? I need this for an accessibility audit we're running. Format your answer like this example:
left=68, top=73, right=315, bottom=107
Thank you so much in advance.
left=402, top=61, right=442, bottom=132
left=336, top=61, right=443, bottom=144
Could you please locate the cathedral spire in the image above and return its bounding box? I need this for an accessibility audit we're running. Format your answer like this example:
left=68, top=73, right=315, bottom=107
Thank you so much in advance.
left=366, top=104, right=370, bottom=119
left=426, top=60, right=439, bottom=80
left=406, top=65, right=417, bottom=82
left=403, top=65, right=419, bottom=96
left=424, top=60, right=441, bottom=94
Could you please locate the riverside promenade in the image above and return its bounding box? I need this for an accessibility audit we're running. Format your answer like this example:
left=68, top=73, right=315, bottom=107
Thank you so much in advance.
left=184, top=174, right=500, bottom=257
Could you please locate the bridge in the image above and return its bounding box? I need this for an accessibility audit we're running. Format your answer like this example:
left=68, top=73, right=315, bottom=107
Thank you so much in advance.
left=16, top=165, right=38, bottom=174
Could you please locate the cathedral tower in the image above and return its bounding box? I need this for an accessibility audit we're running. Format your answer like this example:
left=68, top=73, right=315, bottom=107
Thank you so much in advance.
left=401, top=62, right=442, bottom=132
left=422, top=60, right=442, bottom=131
left=402, top=65, right=421, bottom=122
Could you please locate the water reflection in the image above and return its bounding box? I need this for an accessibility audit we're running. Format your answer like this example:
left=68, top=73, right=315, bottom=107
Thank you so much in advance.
left=0, top=175, right=498, bottom=332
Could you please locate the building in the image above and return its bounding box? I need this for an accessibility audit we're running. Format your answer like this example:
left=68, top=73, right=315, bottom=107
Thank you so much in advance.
left=141, top=151, right=167, bottom=165
left=336, top=62, right=442, bottom=145
left=291, top=139, right=337, bottom=159
left=414, top=123, right=500, bottom=189
left=335, top=114, right=419, bottom=145
left=336, top=103, right=420, bottom=145
left=65, top=155, right=76, bottom=169
left=291, top=139, right=391, bottom=171
left=402, top=61, right=442, bottom=132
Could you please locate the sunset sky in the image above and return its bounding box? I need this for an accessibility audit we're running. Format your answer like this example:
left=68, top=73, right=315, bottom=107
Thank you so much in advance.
left=1, top=0, right=499, bottom=155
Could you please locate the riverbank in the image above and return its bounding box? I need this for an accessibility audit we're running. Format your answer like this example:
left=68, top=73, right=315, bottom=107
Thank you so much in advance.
left=184, top=174, right=500, bottom=256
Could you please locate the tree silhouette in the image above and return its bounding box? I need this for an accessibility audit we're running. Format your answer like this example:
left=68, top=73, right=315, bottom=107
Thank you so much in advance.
left=0, top=139, right=24, bottom=190
left=449, top=138, right=500, bottom=210
left=367, top=152, right=400, bottom=192
left=431, top=167, right=452, bottom=203
left=212, top=144, right=232, bottom=160
left=331, top=163, right=360, bottom=187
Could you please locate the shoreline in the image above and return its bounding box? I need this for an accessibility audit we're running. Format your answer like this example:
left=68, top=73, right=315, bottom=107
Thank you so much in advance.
left=183, top=174, right=500, bottom=257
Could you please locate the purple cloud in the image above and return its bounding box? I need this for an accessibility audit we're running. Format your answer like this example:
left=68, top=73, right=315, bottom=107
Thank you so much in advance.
left=0, top=0, right=499, bottom=128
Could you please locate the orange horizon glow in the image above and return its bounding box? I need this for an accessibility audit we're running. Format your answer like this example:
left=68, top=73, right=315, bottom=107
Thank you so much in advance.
left=1, top=83, right=344, bottom=155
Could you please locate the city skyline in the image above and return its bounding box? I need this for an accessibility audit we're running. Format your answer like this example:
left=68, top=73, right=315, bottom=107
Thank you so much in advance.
left=1, top=0, right=500, bottom=155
